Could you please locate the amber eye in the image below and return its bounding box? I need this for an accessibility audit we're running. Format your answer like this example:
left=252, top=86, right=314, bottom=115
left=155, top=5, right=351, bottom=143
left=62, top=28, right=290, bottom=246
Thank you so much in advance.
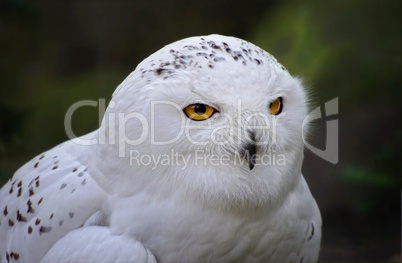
left=269, top=97, right=283, bottom=115
left=183, top=103, right=216, bottom=121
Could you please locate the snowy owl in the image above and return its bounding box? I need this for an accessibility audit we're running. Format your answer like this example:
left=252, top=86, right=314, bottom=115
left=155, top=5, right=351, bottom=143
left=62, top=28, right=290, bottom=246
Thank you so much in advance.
left=0, top=35, right=321, bottom=263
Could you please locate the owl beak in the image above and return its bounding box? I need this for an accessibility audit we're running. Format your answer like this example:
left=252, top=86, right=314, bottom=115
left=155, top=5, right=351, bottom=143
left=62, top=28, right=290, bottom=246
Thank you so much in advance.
left=244, top=130, right=257, bottom=170
left=244, top=143, right=257, bottom=170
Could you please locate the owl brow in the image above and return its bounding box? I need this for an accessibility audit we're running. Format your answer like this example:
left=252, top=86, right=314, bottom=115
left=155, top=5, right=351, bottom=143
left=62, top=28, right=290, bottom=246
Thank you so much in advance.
left=186, top=89, right=219, bottom=108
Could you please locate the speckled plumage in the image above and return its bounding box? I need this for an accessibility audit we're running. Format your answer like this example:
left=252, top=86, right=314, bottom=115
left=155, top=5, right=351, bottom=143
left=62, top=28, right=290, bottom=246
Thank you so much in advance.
left=0, top=35, right=321, bottom=263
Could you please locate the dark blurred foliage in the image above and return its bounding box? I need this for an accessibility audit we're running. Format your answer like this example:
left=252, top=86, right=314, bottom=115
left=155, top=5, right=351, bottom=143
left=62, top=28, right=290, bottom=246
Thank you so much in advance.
left=0, top=0, right=400, bottom=262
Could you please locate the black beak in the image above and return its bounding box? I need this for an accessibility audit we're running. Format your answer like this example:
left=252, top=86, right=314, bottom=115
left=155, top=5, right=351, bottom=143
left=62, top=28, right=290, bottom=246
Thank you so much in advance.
left=244, top=130, right=257, bottom=170
left=244, top=143, right=257, bottom=170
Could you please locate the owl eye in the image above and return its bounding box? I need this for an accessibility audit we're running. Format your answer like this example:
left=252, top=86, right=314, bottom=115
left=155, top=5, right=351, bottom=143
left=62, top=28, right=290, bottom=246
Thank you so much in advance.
left=183, top=103, right=216, bottom=121
left=269, top=97, right=283, bottom=115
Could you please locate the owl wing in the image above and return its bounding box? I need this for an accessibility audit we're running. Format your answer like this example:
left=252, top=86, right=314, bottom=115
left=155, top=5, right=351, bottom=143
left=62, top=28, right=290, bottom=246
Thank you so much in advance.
left=0, top=133, right=107, bottom=263
left=291, top=175, right=322, bottom=263
left=41, top=226, right=157, bottom=263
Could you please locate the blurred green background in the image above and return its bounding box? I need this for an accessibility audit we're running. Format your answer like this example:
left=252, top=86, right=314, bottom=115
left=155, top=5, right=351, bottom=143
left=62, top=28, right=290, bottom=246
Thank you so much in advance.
left=0, top=0, right=400, bottom=261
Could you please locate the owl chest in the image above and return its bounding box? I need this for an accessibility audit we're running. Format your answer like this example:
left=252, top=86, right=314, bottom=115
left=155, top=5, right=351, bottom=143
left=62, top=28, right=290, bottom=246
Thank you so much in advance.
left=110, top=195, right=302, bottom=262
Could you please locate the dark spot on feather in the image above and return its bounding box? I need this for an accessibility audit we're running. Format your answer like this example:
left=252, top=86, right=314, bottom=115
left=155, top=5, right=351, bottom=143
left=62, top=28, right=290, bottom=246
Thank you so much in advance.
left=213, top=57, right=226, bottom=62
left=8, top=219, right=14, bottom=226
left=155, top=68, right=167, bottom=75
left=78, top=172, right=84, bottom=177
left=69, top=212, right=74, bottom=219
left=17, top=181, right=22, bottom=187
left=39, top=226, right=52, bottom=235
left=17, top=188, right=22, bottom=197
left=34, top=162, right=39, bottom=168
left=38, top=197, right=43, bottom=204
left=60, top=183, right=67, bottom=189
left=81, top=179, right=86, bottom=185
left=308, top=223, right=315, bottom=241
left=9, top=187, right=13, bottom=194
left=27, top=204, right=34, bottom=214
left=35, top=180, right=40, bottom=188
left=49, top=213, right=54, bottom=220
left=300, top=257, right=304, bottom=263
left=73, top=168, right=78, bottom=172
left=3, top=206, right=8, bottom=216
left=10, top=252, right=19, bottom=260
left=35, top=218, right=41, bottom=225
left=52, top=165, right=58, bottom=170
left=254, top=58, right=261, bottom=65
left=40, top=155, right=45, bottom=160
left=196, top=52, right=208, bottom=58
left=28, top=226, right=33, bottom=234
left=16, top=210, right=27, bottom=222
left=59, top=220, right=64, bottom=226
left=207, top=41, right=221, bottom=50
left=29, top=187, right=34, bottom=196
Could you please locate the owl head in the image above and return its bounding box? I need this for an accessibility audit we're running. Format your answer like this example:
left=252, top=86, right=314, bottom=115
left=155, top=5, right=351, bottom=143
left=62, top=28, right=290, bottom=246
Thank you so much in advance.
left=92, top=35, right=309, bottom=206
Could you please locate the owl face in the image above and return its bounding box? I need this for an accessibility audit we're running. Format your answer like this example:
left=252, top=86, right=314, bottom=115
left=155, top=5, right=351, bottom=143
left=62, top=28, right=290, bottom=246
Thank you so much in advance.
left=148, top=71, right=306, bottom=166
left=97, top=35, right=308, bottom=203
